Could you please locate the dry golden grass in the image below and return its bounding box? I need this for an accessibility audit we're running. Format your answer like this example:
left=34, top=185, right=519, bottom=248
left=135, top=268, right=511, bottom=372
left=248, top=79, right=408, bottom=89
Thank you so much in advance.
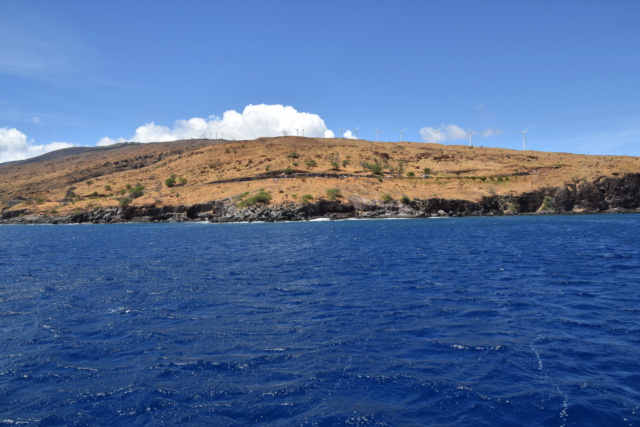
left=2, top=136, right=639, bottom=215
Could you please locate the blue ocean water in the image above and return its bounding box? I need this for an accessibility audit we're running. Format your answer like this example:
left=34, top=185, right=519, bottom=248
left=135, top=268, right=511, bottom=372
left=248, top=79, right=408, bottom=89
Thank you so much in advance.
left=1, top=215, right=639, bottom=426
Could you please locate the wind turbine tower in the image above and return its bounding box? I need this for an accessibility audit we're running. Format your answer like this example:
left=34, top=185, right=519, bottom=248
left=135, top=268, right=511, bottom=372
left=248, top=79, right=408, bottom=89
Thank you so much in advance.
left=398, top=128, right=407, bottom=142
left=282, top=129, right=288, bottom=137
left=353, top=126, right=361, bottom=139
left=516, top=128, right=529, bottom=150
left=339, top=128, right=345, bottom=138
left=466, top=128, right=478, bottom=147
left=432, top=128, right=441, bottom=144
left=376, top=126, right=383, bottom=142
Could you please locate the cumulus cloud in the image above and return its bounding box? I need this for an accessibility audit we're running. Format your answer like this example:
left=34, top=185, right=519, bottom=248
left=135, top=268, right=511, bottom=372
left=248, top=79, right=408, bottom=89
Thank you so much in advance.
left=420, top=124, right=502, bottom=143
left=0, top=127, right=75, bottom=163
left=342, top=130, right=357, bottom=139
left=419, top=124, right=468, bottom=143
left=98, top=104, right=335, bottom=146
left=482, top=128, right=503, bottom=137
left=96, top=136, right=126, bottom=147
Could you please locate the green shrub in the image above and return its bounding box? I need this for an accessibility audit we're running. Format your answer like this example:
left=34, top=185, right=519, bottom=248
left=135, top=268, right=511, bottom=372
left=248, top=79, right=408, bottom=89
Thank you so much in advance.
left=326, top=188, right=342, bottom=201
left=238, top=190, right=272, bottom=207
left=539, top=195, right=556, bottom=212
left=179, top=177, right=188, bottom=186
left=342, top=160, right=350, bottom=168
left=363, top=162, right=383, bottom=175
left=330, top=161, right=340, bottom=170
left=129, top=184, right=145, bottom=198
left=104, top=185, right=112, bottom=191
left=301, top=194, right=313, bottom=203
left=287, top=152, right=299, bottom=159
left=381, top=194, right=393, bottom=202
left=165, top=175, right=176, bottom=187
left=283, top=167, right=293, bottom=175
left=400, top=195, right=411, bottom=204
left=305, top=159, right=317, bottom=168
left=407, top=171, right=415, bottom=177
left=119, top=197, right=133, bottom=207
left=423, top=167, right=431, bottom=174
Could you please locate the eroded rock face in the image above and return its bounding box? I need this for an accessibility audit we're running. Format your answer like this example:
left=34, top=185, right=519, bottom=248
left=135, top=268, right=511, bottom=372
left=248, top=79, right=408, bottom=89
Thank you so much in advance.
left=3, top=174, right=640, bottom=224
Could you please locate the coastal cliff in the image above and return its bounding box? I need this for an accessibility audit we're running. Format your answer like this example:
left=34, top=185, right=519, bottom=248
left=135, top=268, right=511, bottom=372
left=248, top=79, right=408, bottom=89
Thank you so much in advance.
left=2, top=137, right=639, bottom=224
left=3, top=173, right=640, bottom=224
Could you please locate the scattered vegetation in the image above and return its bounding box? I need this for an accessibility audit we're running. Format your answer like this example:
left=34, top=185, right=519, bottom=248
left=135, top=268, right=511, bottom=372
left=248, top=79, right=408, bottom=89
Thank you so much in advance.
left=326, top=188, right=342, bottom=201
left=287, top=152, right=300, bottom=159
left=400, top=195, right=411, bottom=204
left=165, top=174, right=177, bottom=187
left=305, top=159, right=317, bottom=168
left=237, top=190, right=272, bottom=207
left=301, top=194, right=313, bottom=203
left=118, top=197, right=133, bottom=208
left=362, top=160, right=384, bottom=175
left=539, top=195, right=556, bottom=212
left=381, top=194, right=393, bottom=202
left=129, top=184, right=145, bottom=199
left=283, top=167, right=293, bottom=175
left=407, top=171, right=415, bottom=177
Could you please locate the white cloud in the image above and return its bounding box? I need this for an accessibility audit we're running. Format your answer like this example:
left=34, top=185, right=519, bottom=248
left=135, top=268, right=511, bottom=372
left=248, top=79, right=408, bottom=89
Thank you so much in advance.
left=103, top=104, right=335, bottom=145
left=0, top=127, right=75, bottom=163
left=342, top=130, right=357, bottom=139
left=96, top=136, right=126, bottom=147
left=420, top=124, right=502, bottom=143
left=419, top=124, right=468, bottom=143
left=32, top=117, right=41, bottom=125
left=482, top=128, right=503, bottom=137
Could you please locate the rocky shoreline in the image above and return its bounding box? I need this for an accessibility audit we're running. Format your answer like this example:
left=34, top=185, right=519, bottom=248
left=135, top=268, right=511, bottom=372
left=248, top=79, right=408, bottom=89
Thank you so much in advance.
left=3, top=173, right=640, bottom=225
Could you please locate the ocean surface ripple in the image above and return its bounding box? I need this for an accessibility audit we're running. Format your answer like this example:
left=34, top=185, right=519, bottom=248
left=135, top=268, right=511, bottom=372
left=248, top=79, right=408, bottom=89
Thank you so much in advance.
left=1, top=215, right=639, bottom=425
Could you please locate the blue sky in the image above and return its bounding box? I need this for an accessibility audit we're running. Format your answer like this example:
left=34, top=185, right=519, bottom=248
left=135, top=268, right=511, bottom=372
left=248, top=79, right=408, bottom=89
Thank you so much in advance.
left=1, top=0, right=639, bottom=162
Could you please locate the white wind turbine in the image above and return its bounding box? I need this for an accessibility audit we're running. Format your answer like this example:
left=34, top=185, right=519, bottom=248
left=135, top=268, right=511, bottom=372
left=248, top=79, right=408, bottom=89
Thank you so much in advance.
left=339, top=128, right=346, bottom=138
left=432, top=128, right=441, bottom=144
left=516, top=128, right=529, bottom=150
left=376, top=125, right=383, bottom=142
left=294, top=128, right=300, bottom=136
left=466, top=128, right=478, bottom=146
left=398, top=128, right=407, bottom=142
left=282, top=129, right=288, bottom=136
left=353, top=126, right=361, bottom=138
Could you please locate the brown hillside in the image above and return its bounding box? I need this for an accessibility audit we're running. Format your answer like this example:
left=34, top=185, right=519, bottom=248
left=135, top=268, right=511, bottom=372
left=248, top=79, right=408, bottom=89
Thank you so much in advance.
left=1, top=137, right=639, bottom=216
